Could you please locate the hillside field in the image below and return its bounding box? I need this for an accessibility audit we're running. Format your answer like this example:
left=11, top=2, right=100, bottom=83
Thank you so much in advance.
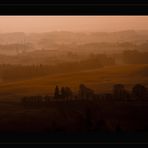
left=0, top=64, right=147, bottom=102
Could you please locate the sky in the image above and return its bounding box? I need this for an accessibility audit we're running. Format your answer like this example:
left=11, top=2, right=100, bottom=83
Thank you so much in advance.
left=0, top=16, right=148, bottom=33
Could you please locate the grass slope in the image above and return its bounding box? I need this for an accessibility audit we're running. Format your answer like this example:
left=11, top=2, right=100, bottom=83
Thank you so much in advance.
left=0, top=64, right=147, bottom=101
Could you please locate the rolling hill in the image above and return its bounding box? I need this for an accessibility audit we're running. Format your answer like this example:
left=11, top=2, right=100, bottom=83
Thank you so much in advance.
left=0, top=64, right=147, bottom=102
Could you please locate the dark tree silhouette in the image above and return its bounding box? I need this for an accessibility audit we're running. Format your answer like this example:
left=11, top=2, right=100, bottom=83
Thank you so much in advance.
left=60, top=86, right=73, bottom=99
left=79, top=84, right=94, bottom=100
left=79, top=84, right=86, bottom=99
left=64, top=87, right=73, bottom=99
left=132, top=84, right=147, bottom=99
left=61, top=87, right=66, bottom=99
left=54, top=85, right=60, bottom=99
left=113, top=84, right=129, bottom=100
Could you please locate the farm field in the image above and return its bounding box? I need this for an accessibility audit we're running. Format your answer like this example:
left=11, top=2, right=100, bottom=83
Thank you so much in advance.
left=0, top=64, right=147, bottom=102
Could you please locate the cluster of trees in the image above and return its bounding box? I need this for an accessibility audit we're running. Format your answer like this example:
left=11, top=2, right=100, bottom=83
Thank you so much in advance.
left=100, top=84, right=148, bottom=101
left=78, top=84, right=95, bottom=100
left=54, top=83, right=148, bottom=101
left=0, top=54, right=115, bottom=81
left=21, top=83, right=148, bottom=106
left=54, top=86, right=73, bottom=100
left=54, top=84, right=95, bottom=100
left=55, top=54, right=115, bottom=74
left=121, top=50, right=148, bottom=64
left=0, top=64, right=51, bottom=81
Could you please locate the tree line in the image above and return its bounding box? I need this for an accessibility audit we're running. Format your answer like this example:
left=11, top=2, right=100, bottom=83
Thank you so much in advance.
left=0, top=54, right=115, bottom=81
left=21, top=83, right=148, bottom=106
left=121, top=50, right=148, bottom=64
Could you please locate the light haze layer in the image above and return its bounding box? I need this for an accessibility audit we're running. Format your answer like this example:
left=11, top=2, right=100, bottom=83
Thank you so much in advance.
left=0, top=16, right=148, bottom=33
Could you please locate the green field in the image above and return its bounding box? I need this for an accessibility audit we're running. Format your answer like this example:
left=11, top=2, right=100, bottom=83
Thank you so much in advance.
left=0, top=64, right=147, bottom=101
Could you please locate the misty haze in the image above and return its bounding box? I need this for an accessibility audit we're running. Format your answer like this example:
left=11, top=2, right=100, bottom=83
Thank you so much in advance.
left=0, top=16, right=147, bottom=137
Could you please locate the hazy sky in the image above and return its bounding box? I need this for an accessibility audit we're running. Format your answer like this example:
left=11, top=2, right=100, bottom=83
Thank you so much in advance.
left=0, top=16, right=148, bottom=33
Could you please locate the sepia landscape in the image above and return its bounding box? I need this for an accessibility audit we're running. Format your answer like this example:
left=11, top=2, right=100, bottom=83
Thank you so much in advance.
left=0, top=16, right=147, bottom=137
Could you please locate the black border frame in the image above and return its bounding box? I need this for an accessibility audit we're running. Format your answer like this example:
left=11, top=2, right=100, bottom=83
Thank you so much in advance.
left=0, top=4, right=147, bottom=15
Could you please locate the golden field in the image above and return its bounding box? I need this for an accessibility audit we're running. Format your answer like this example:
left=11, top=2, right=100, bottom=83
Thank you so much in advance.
left=0, top=64, right=147, bottom=102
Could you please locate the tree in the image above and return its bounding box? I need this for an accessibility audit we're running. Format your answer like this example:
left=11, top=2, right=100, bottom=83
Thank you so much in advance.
left=79, top=84, right=87, bottom=99
left=61, top=87, right=66, bottom=99
left=132, top=84, right=147, bottom=99
left=113, top=84, right=129, bottom=100
left=54, top=85, right=60, bottom=99
left=64, top=87, right=73, bottom=99
left=79, top=84, right=94, bottom=99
